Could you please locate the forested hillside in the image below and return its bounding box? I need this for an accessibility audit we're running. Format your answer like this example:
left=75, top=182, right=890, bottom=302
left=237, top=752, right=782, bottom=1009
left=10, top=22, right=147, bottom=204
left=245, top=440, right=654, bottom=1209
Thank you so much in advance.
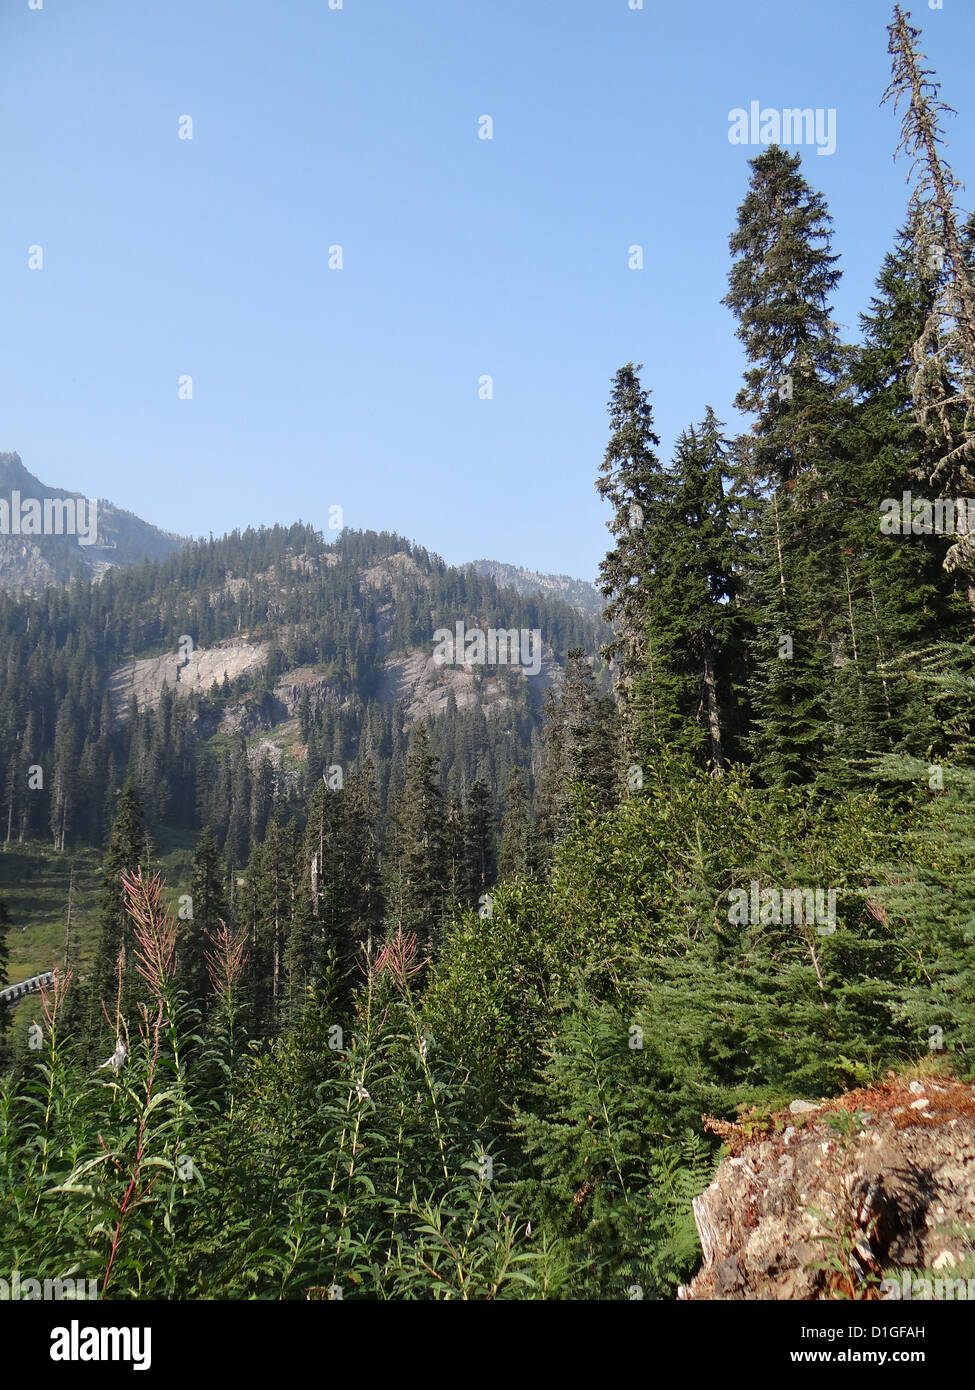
left=1, top=7, right=974, bottom=1304
left=0, top=524, right=602, bottom=854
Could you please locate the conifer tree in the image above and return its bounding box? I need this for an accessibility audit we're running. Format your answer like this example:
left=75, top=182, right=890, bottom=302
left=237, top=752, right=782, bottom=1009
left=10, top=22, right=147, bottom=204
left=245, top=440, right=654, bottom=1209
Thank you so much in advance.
left=298, top=688, right=312, bottom=742
left=181, top=826, right=228, bottom=1013
left=867, top=725, right=975, bottom=1063
left=723, top=145, right=845, bottom=784
left=884, top=5, right=975, bottom=613
left=250, top=751, right=275, bottom=847
left=288, top=775, right=338, bottom=993
left=339, top=760, right=383, bottom=956
left=383, top=723, right=447, bottom=953
left=463, top=778, right=496, bottom=905
left=442, top=794, right=468, bottom=907
left=595, top=364, right=667, bottom=753
left=239, top=814, right=300, bottom=1035
left=3, top=750, right=17, bottom=846
left=534, top=688, right=565, bottom=855
left=49, top=695, right=79, bottom=852
left=84, top=784, right=150, bottom=1056
left=536, top=651, right=618, bottom=843
left=225, top=738, right=252, bottom=866
left=291, top=761, right=383, bottom=995
left=818, top=209, right=970, bottom=785
left=723, top=145, right=843, bottom=484
left=498, top=768, right=540, bottom=879
left=632, top=409, right=743, bottom=773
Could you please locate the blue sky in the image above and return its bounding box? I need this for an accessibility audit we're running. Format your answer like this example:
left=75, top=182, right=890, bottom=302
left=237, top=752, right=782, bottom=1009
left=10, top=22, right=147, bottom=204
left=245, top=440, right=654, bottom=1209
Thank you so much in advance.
left=3, top=0, right=973, bottom=582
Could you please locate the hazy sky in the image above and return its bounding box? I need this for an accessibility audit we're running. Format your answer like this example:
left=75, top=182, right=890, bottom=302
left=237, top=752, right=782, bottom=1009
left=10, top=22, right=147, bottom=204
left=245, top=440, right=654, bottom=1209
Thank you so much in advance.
left=3, top=0, right=973, bottom=581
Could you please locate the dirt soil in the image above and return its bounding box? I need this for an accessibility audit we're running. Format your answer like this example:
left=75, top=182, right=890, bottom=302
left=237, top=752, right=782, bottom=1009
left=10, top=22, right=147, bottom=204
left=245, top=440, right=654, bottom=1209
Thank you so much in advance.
left=679, top=1076, right=975, bottom=1300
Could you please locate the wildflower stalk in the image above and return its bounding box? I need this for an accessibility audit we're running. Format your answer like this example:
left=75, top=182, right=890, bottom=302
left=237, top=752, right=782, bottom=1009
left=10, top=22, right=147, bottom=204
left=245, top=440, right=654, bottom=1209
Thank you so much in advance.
left=376, top=925, right=449, bottom=1183
left=205, top=918, right=248, bottom=1123
left=36, top=967, right=73, bottom=1183
left=327, top=959, right=376, bottom=1275
left=100, top=1003, right=165, bottom=1297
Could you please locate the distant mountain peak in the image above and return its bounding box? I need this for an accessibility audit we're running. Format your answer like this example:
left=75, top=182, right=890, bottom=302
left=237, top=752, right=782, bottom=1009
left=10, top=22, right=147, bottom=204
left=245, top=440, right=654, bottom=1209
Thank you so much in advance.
left=0, top=451, right=58, bottom=496
left=0, top=453, right=184, bottom=594
left=467, top=558, right=605, bottom=620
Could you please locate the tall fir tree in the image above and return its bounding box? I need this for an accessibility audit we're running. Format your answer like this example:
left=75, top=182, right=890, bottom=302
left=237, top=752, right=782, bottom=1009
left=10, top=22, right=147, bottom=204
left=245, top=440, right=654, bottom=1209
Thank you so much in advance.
left=239, top=814, right=300, bottom=1036
left=180, top=826, right=229, bottom=1014
left=632, top=409, right=744, bottom=773
left=463, top=778, right=496, bottom=906
left=290, top=762, right=383, bottom=1000
left=818, top=209, right=971, bottom=786
left=723, top=145, right=845, bottom=785
left=84, top=784, right=150, bottom=1058
left=498, top=768, right=540, bottom=880
left=884, top=5, right=975, bottom=616
left=383, top=723, right=447, bottom=954
left=595, top=364, right=668, bottom=758
left=536, top=650, right=618, bottom=844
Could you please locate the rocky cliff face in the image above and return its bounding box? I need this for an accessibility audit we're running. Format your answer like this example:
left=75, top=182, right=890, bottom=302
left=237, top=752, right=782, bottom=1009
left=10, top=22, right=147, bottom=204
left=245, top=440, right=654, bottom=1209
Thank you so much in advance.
left=108, top=636, right=271, bottom=718
left=680, top=1074, right=975, bottom=1300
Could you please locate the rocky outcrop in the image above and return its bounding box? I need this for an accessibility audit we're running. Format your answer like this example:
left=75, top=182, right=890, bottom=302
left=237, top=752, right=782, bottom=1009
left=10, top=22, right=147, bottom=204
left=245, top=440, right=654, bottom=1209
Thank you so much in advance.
left=110, top=631, right=559, bottom=734
left=217, top=667, right=344, bottom=737
left=108, top=637, right=269, bottom=717
left=680, top=1076, right=975, bottom=1300
left=361, top=551, right=429, bottom=595
left=272, top=665, right=339, bottom=718
left=378, top=644, right=560, bottom=722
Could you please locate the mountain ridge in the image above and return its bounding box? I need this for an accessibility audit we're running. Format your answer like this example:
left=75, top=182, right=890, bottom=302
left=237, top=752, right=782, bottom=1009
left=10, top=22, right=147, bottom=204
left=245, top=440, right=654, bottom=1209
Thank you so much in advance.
left=467, top=557, right=604, bottom=619
left=0, top=457, right=602, bottom=615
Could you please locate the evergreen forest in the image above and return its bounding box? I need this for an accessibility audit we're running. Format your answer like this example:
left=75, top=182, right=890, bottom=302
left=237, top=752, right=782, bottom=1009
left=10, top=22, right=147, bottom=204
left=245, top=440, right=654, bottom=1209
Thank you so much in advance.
left=1, top=8, right=974, bottom=1303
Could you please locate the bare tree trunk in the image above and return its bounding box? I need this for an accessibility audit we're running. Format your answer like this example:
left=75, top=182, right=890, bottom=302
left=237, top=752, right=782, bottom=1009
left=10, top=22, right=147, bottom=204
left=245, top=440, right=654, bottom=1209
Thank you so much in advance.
left=772, top=490, right=787, bottom=600
left=703, top=644, right=725, bottom=774
left=867, top=579, right=893, bottom=722
left=64, top=863, right=75, bottom=969
left=272, top=913, right=280, bottom=1006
